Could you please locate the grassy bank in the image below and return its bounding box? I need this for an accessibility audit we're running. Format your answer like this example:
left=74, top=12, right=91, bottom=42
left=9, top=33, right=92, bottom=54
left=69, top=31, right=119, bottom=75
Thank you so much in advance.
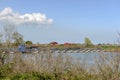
left=101, top=45, right=120, bottom=52
left=0, top=52, right=120, bottom=80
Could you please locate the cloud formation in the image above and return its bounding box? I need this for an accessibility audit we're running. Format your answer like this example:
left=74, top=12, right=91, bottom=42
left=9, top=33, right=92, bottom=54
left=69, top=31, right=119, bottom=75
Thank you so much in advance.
left=0, top=7, right=53, bottom=25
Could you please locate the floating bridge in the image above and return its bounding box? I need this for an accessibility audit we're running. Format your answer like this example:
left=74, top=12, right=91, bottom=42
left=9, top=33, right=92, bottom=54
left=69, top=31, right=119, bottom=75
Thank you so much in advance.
left=39, top=48, right=106, bottom=53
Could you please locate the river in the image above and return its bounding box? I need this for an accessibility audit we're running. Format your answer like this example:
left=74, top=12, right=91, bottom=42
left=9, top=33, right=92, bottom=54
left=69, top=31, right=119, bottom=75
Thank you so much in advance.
left=7, top=52, right=119, bottom=64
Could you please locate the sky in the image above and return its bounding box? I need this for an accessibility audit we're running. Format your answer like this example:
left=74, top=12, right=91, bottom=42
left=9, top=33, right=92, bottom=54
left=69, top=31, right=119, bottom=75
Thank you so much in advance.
left=0, top=0, right=120, bottom=44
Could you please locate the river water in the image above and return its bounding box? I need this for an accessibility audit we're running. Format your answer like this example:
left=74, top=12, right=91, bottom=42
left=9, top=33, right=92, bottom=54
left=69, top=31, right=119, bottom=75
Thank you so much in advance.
left=6, top=52, right=120, bottom=65
left=65, top=52, right=118, bottom=63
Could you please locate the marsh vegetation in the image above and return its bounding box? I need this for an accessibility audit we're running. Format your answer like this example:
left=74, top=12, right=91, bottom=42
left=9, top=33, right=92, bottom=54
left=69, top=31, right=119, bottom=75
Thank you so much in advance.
left=0, top=51, right=120, bottom=80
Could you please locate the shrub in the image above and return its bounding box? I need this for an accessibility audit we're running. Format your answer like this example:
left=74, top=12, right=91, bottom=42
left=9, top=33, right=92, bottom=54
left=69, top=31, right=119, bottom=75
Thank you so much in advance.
left=11, top=72, right=56, bottom=80
left=0, top=64, right=12, bottom=79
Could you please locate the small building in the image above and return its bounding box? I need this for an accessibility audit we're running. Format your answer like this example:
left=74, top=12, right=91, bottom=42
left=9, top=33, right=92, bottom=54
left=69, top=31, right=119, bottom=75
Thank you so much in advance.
left=50, top=42, right=58, bottom=46
left=64, top=43, right=72, bottom=46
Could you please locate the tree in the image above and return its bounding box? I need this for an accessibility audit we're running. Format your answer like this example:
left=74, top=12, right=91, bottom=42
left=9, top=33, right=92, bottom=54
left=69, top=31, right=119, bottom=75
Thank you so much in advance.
left=12, top=32, right=24, bottom=46
left=26, top=41, right=33, bottom=46
left=3, top=24, right=24, bottom=47
left=117, top=32, right=120, bottom=45
left=0, top=33, right=3, bottom=46
left=3, top=24, right=17, bottom=47
left=84, top=37, right=93, bottom=47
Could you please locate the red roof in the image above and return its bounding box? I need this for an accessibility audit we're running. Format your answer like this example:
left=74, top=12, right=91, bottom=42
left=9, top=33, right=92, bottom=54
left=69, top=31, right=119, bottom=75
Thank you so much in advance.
left=50, top=42, right=58, bottom=45
left=64, top=43, right=72, bottom=46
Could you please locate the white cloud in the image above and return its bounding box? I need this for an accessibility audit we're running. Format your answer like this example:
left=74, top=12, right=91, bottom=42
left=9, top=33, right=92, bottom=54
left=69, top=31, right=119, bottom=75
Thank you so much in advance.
left=0, top=7, right=53, bottom=25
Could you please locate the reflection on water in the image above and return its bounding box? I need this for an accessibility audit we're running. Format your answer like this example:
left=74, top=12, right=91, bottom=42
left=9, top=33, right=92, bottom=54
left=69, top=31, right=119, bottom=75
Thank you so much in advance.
left=7, top=52, right=120, bottom=64
left=65, top=52, right=118, bottom=64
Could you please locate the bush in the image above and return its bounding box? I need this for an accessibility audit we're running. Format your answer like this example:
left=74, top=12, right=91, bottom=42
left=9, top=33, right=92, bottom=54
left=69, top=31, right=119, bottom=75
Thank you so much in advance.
left=0, top=64, right=12, bottom=79
left=11, top=72, right=56, bottom=80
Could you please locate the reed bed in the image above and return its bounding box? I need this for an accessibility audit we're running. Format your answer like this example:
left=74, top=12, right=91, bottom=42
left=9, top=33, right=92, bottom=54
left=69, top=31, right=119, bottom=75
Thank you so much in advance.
left=0, top=51, right=120, bottom=80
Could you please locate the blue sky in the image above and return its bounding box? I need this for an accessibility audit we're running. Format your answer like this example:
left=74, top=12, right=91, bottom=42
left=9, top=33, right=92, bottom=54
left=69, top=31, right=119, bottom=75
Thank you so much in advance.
left=0, top=0, right=120, bottom=44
